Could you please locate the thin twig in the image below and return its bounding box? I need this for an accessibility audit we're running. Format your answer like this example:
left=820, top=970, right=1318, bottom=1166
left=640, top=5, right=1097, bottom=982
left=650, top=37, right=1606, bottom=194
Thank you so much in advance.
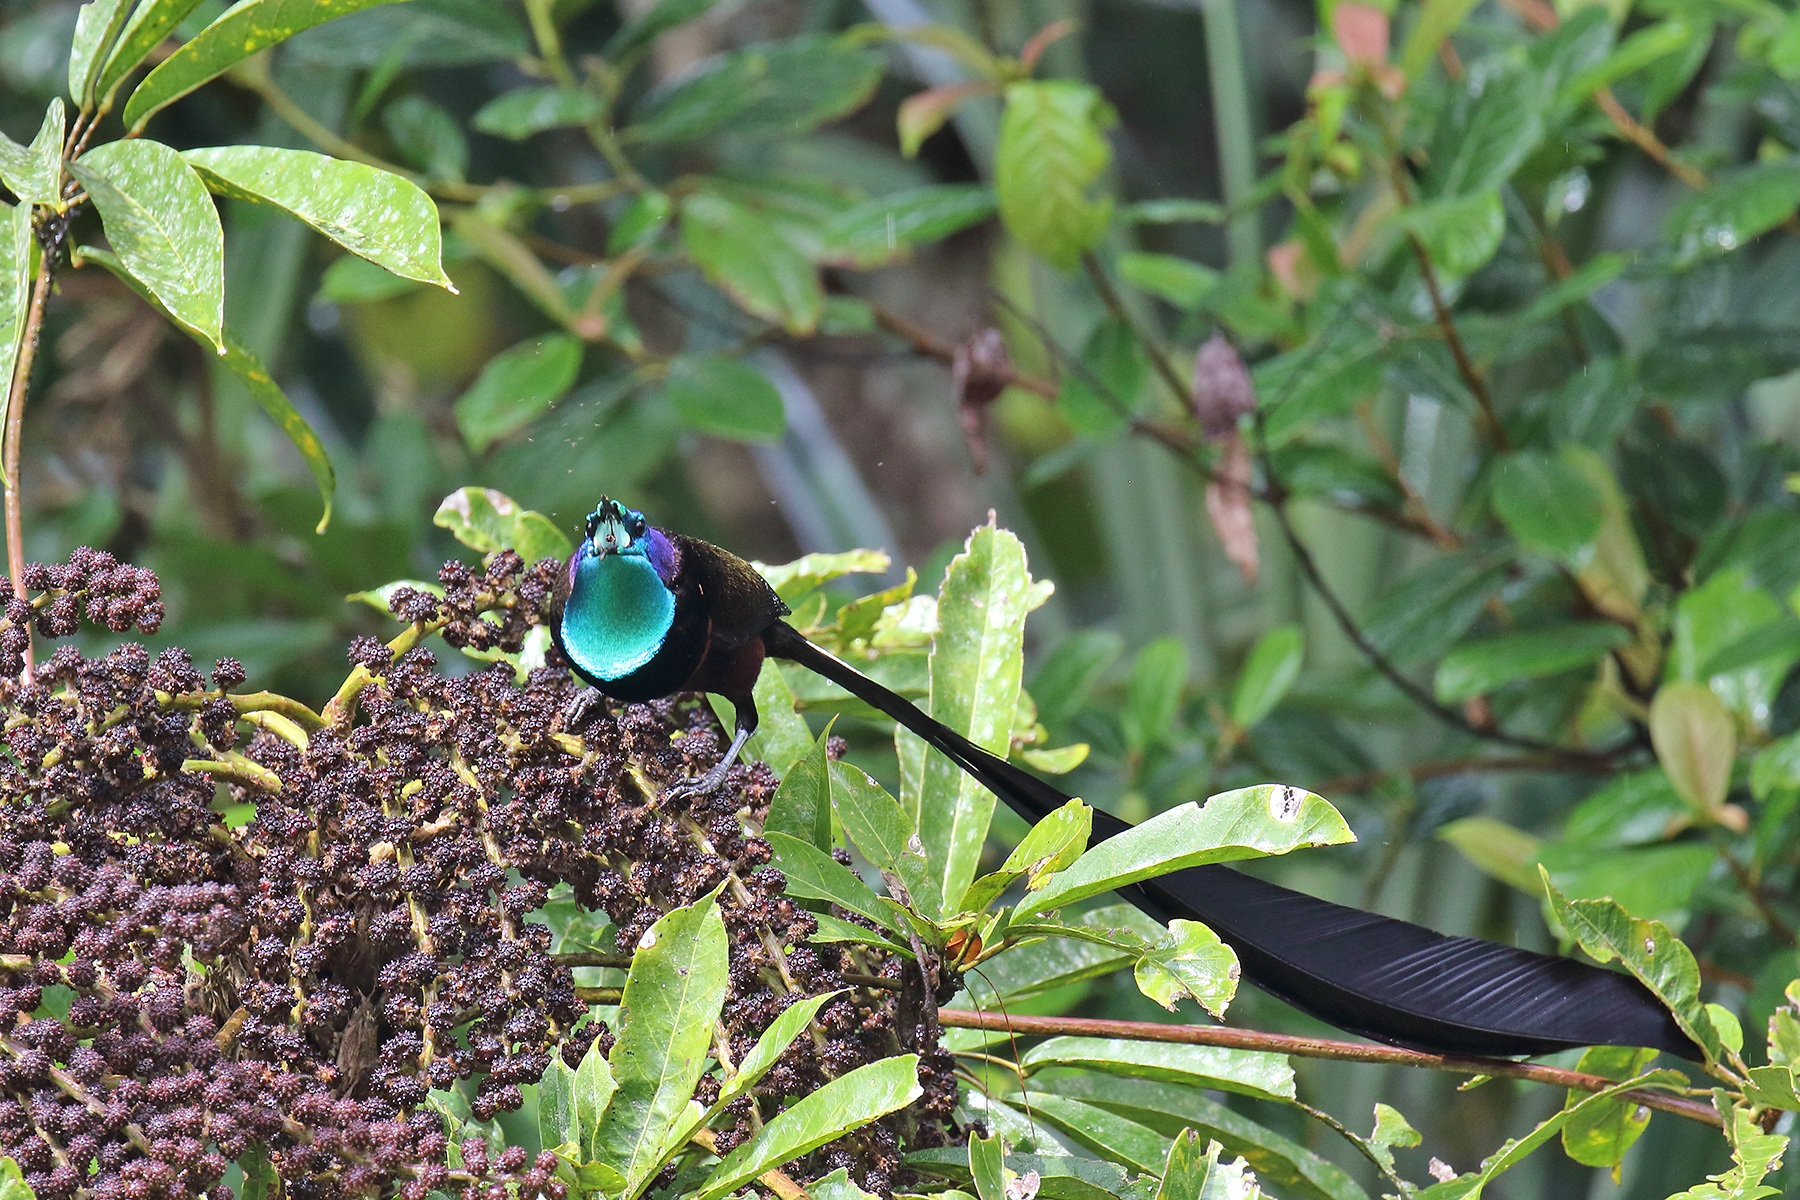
left=1081, top=251, right=1191, bottom=409
left=4, top=230, right=55, bottom=683
left=868, top=300, right=1057, bottom=399
left=935, top=1009, right=1722, bottom=1128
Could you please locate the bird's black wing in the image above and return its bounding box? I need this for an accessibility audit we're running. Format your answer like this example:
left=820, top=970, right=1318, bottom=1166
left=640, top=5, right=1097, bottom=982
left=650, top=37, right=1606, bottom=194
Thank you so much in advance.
left=763, top=621, right=1700, bottom=1060
left=675, top=535, right=791, bottom=650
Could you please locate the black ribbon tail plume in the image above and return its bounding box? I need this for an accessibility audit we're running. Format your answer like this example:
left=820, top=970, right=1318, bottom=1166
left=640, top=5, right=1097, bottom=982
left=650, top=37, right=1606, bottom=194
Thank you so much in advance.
left=763, top=621, right=1702, bottom=1061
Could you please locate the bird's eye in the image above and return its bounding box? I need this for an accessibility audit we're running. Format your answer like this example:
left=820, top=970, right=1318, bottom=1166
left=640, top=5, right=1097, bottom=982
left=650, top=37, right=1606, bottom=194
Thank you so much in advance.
left=585, top=515, right=600, bottom=539
left=629, top=515, right=647, bottom=537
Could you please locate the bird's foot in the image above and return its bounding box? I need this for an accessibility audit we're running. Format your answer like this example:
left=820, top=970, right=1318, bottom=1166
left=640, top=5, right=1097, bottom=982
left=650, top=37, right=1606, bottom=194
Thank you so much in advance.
left=660, top=760, right=734, bottom=805
left=562, top=687, right=604, bottom=730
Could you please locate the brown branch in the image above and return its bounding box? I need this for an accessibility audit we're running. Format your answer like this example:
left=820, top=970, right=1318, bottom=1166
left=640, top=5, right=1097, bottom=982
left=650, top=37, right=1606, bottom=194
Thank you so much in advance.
left=1319, top=752, right=1615, bottom=794
left=868, top=300, right=1057, bottom=399
left=936, top=1009, right=1723, bottom=1128
left=1401, top=227, right=1508, bottom=449
left=1081, top=251, right=1191, bottom=410
left=5, top=237, right=55, bottom=683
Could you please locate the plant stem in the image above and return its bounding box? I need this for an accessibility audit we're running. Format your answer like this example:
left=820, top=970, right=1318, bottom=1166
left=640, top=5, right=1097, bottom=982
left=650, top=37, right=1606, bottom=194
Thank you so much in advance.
left=1198, top=0, right=1262, bottom=269
left=5, top=231, right=55, bottom=683
left=936, top=1009, right=1723, bottom=1128
left=1081, top=252, right=1190, bottom=409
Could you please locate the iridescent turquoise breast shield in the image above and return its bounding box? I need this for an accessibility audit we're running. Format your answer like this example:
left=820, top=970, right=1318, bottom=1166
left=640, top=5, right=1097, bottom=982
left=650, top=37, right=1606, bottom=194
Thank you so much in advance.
left=559, top=551, right=675, bottom=683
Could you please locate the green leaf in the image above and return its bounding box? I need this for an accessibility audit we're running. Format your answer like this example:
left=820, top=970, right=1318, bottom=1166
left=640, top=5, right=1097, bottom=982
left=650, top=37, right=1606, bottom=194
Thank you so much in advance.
left=1564, top=446, right=1650, bottom=623
left=833, top=757, right=938, bottom=920
left=766, top=831, right=910, bottom=939
left=1560, top=16, right=1696, bottom=104
left=905, top=1148, right=1129, bottom=1200
left=825, top=184, right=996, bottom=267
left=995, top=81, right=1113, bottom=269
left=604, top=0, right=722, bottom=61
left=0, top=204, right=34, bottom=453
left=969, top=1132, right=1006, bottom=1200
left=960, top=798, right=1092, bottom=913
left=74, top=243, right=335, bottom=531
left=432, top=486, right=571, bottom=564
left=1134, top=919, right=1240, bottom=1017
left=538, top=1057, right=578, bottom=1152
left=124, top=0, right=409, bottom=132
left=1433, top=623, right=1628, bottom=704
left=1541, top=873, right=1720, bottom=1063
left=1008, top=1094, right=1170, bottom=1175
left=1124, top=636, right=1189, bottom=752
left=384, top=94, right=468, bottom=181
left=318, top=253, right=426, bottom=303
left=628, top=35, right=882, bottom=145
left=681, top=191, right=821, bottom=334
left=811, top=1168, right=881, bottom=1200
left=710, top=661, right=811, bottom=777
left=69, top=139, right=224, bottom=350
left=94, top=0, right=207, bottom=104
left=1368, top=1104, right=1419, bottom=1179
left=1015, top=785, right=1352, bottom=921
left=1649, top=681, right=1736, bottom=818
left=1156, top=1131, right=1211, bottom=1200
left=1663, top=1106, right=1786, bottom=1200
left=1018, top=1036, right=1294, bottom=1103
left=1118, top=252, right=1219, bottom=311
left=1490, top=450, right=1606, bottom=564
left=68, top=0, right=134, bottom=107
left=695, top=1054, right=920, bottom=1200
left=0, top=98, right=64, bottom=205
left=1362, top=552, right=1507, bottom=667
left=574, top=1040, right=618, bottom=1160
left=1668, top=161, right=1800, bottom=268
left=590, top=891, right=730, bottom=1194
left=1039, top=1075, right=1368, bottom=1200
left=1057, top=316, right=1145, bottom=440
left=764, top=729, right=834, bottom=848
left=912, top=524, right=1035, bottom=906
left=452, top=332, right=583, bottom=453
left=233, top=1145, right=272, bottom=1200
left=1122, top=199, right=1226, bottom=225
left=756, top=548, right=891, bottom=601
left=1560, top=1046, right=1655, bottom=1170
left=1399, top=190, right=1505, bottom=279
left=1672, top=568, right=1789, bottom=723
left=1399, top=0, right=1480, bottom=78
left=958, top=904, right=1164, bottom=1005
left=473, top=85, right=603, bottom=140
left=182, top=145, right=450, bottom=288
left=712, top=990, right=838, bottom=1114
left=1424, top=70, right=1545, bottom=197
left=1229, top=625, right=1302, bottom=731
left=663, top=353, right=785, bottom=443
left=1438, top=817, right=1544, bottom=897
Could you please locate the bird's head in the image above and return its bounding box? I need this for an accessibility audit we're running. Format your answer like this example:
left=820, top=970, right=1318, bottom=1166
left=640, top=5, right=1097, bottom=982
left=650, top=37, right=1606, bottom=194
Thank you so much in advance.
left=582, top=497, right=649, bottom=560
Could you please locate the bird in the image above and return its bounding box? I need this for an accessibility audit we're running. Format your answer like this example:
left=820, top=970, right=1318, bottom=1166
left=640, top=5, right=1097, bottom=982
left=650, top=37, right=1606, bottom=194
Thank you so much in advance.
left=551, top=498, right=1701, bottom=1061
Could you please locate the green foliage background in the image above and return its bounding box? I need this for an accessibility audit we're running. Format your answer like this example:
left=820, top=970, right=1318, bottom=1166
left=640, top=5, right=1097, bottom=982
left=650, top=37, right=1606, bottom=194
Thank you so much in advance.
left=3, top=0, right=1800, bottom=1195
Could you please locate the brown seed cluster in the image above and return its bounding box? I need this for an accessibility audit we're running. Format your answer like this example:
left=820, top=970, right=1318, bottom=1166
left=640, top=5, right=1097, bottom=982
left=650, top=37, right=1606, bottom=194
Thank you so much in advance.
left=0, top=550, right=956, bottom=1200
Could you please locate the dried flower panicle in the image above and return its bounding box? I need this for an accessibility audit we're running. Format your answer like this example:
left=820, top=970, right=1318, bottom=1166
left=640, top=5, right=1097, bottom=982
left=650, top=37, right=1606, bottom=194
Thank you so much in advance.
left=0, top=549, right=956, bottom=1200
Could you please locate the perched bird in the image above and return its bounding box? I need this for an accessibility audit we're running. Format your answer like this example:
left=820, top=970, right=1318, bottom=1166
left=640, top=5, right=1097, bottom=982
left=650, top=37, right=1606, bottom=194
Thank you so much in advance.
left=552, top=499, right=1700, bottom=1061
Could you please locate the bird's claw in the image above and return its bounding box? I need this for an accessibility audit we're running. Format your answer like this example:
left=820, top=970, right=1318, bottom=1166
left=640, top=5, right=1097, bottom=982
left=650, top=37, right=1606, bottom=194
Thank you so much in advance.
left=562, top=687, right=603, bottom=730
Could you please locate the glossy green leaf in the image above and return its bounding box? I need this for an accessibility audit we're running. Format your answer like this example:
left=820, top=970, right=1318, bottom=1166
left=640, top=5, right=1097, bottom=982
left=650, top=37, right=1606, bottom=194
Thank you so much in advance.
left=960, top=798, right=1091, bottom=913
left=756, top=548, right=890, bottom=601
left=1671, top=568, right=1789, bottom=724
left=1230, top=625, right=1303, bottom=731
left=75, top=244, right=335, bottom=531
left=1367, top=1105, right=1419, bottom=1179
left=1018, top=1036, right=1295, bottom=1103
left=472, top=85, right=603, bottom=140
left=1563, top=446, right=1650, bottom=623
left=695, top=1054, right=920, bottom=1200
left=1118, top=252, right=1219, bottom=311
left=905, top=1148, right=1128, bottom=1200
left=384, top=94, right=468, bottom=181
left=0, top=98, right=63, bottom=205
left=766, top=832, right=910, bottom=939
left=1649, top=681, right=1735, bottom=818
left=69, top=139, right=223, bottom=350
left=833, top=756, right=938, bottom=920
left=0, top=204, right=34, bottom=455
left=995, top=81, right=1113, bottom=269
left=1015, top=785, right=1352, bottom=920
left=234, top=1146, right=273, bottom=1200
left=574, top=1040, right=618, bottom=1159
left=1542, top=873, right=1721, bottom=1063
left=825, top=185, right=996, bottom=266
left=590, top=892, right=729, bottom=1194
left=1156, top=1130, right=1212, bottom=1200
left=68, top=0, right=133, bottom=107
left=452, top=332, right=582, bottom=453
left=1433, top=623, right=1628, bottom=704
left=1668, top=162, right=1800, bottom=268
left=1023, top=1075, right=1371, bottom=1200
left=957, top=904, right=1164, bottom=1005
left=124, top=0, right=409, bottom=132
left=432, top=487, right=571, bottom=564
left=538, top=1057, right=577, bottom=1152
left=681, top=191, right=821, bottom=334
left=1134, top=919, right=1240, bottom=1017
left=1400, top=190, right=1505, bottom=279
left=969, top=1132, right=1005, bottom=1200
left=1425, top=69, right=1545, bottom=197
left=1017, top=1094, right=1171, bottom=1175
left=1124, top=636, right=1188, bottom=752
left=1362, top=552, right=1507, bottom=667
left=763, top=730, right=834, bottom=848
left=1490, top=450, right=1605, bottom=564
left=94, top=0, right=208, bottom=103
left=712, top=990, right=837, bottom=1114
left=912, top=524, right=1035, bottom=906
left=1559, top=1046, right=1655, bottom=1169
left=664, top=353, right=785, bottom=443
left=182, top=146, right=450, bottom=288
left=628, top=35, right=882, bottom=145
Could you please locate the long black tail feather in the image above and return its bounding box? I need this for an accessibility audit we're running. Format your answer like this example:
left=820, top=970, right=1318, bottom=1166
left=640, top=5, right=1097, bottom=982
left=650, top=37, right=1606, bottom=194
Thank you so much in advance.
left=766, top=622, right=1701, bottom=1061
